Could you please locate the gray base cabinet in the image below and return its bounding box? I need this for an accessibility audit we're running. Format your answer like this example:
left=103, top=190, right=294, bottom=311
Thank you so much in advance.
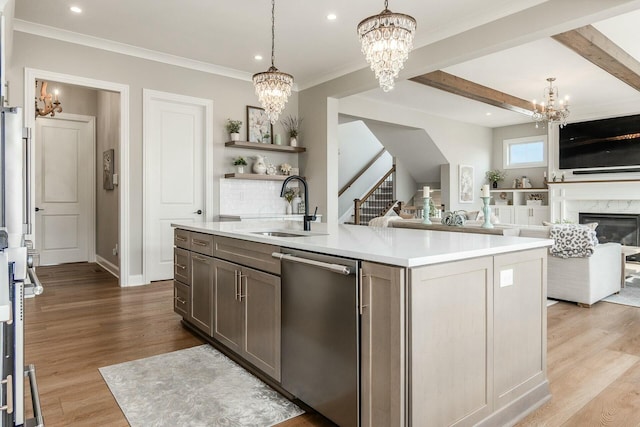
left=189, top=252, right=214, bottom=336
left=361, top=262, right=406, bottom=427
left=213, top=259, right=281, bottom=381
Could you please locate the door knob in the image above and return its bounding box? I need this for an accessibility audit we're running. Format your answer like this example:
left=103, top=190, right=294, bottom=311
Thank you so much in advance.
left=35, top=207, right=44, bottom=212
left=193, top=209, right=202, bottom=215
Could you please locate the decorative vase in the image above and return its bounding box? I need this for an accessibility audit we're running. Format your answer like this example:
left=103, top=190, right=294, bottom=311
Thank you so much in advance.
left=292, top=196, right=301, bottom=214
left=252, top=155, right=267, bottom=174
left=236, top=165, right=245, bottom=174
left=274, top=134, right=282, bottom=145
left=286, top=203, right=292, bottom=215
left=492, top=181, right=498, bottom=189
left=290, top=136, right=297, bottom=147
left=230, top=133, right=240, bottom=141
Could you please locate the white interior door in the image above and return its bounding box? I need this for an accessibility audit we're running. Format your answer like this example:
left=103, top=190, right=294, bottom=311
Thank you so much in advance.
left=144, top=90, right=212, bottom=282
left=35, top=115, right=95, bottom=265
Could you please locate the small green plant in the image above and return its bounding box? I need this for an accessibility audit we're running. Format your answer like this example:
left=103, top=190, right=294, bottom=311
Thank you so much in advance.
left=280, top=115, right=302, bottom=138
left=283, top=188, right=296, bottom=203
left=225, top=119, right=242, bottom=134
left=485, top=169, right=506, bottom=183
left=232, top=156, right=247, bottom=166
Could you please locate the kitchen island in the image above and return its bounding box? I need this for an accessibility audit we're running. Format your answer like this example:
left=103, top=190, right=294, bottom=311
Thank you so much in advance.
left=172, top=220, right=553, bottom=427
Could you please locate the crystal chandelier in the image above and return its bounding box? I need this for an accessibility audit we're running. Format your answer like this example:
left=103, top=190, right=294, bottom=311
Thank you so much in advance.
left=35, top=80, right=62, bottom=118
left=357, top=0, right=417, bottom=92
left=252, top=0, right=293, bottom=124
left=532, top=77, right=570, bottom=128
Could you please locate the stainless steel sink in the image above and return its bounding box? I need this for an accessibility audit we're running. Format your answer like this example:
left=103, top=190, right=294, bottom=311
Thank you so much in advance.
left=251, top=231, right=307, bottom=237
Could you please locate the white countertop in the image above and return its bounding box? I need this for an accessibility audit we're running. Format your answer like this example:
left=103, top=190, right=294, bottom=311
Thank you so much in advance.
left=172, top=221, right=553, bottom=268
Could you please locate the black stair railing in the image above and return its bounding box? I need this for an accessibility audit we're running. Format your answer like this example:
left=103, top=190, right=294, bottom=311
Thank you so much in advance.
left=353, top=165, right=396, bottom=225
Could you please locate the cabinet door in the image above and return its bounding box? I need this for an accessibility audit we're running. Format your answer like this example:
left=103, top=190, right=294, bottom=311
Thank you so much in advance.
left=492, top=206, right=513, bottom=224
left=530, top=206, right=550, bottom=226
left=514, top=206, right=530, bottom=225
left=493, top=249, right=546, bottom=408
left=361, top=262, right=406, bottom=427
left=242, top=266, right=281, bottom=381
left=213, top=259, right=243, bottom=353
left=190, top=253, right=214, bottom=335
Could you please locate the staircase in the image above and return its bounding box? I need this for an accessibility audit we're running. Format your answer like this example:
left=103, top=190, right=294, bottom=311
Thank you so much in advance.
left=357, top=181, right=395, bottom=225
left=353, top=166, right=397, bottom=225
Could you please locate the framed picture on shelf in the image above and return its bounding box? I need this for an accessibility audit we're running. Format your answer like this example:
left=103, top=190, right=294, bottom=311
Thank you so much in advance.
left=459, top=164, right=474, bottom=203
left=246, top=105, right=273, bottom=143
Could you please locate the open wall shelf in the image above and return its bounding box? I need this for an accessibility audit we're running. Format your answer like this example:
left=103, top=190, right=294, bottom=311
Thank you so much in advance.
left=225, top=141, right=306, bottom=153
left=224, top=173, right=298, bottom=181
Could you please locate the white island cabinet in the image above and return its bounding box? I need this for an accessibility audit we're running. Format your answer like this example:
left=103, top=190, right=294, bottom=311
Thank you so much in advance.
left=172, top=221, right=552, bottom=427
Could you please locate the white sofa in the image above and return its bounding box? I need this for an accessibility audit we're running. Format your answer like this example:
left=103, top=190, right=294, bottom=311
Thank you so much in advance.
left=383, top=219, right=622, bottom=306
left=518, top=226, right=621, bottom=306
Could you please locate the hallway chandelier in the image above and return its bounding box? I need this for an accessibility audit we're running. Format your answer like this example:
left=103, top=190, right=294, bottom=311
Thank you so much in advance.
left=252, top=0, right=293, bottom=124
left=35, top=80, right=62, bottom=118
left=357, top=0, right=417, bottom=92
left=532, top=77, right=570, bottom=128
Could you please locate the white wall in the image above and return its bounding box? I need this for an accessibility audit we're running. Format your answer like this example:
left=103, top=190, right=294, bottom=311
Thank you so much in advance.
left=339, top=95, right=493, bottom=213
left=10, top=31, right=298, bottom=279
left=492, top=122, right=548, bottom=188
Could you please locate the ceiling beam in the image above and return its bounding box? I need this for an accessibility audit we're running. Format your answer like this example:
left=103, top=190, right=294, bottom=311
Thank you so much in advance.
left=410, top=71, right=534, bottom=116
left=552, top=25, right=640, bottom=92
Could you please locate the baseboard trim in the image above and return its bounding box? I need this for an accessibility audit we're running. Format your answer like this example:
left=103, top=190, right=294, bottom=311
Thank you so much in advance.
left=476, top=380, right=551, bottom=427
left=95, top=255, right=119, bottom=278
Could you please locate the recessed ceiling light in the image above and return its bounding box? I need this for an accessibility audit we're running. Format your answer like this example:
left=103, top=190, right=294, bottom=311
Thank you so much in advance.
left=486, top=112, right=492, bottom=116
left=70, top=6, right=82, bottom=14
left=327, top=14, right=337, bottom=21
left=254, top=55, right=263, bottom=61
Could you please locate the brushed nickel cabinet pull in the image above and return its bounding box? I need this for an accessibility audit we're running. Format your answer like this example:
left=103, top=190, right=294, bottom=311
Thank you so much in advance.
left=175, top=296, right=186, bottom=305
left=0, top=375, right=13, bottom=414
left=359, top=272, right=369, bottom=315
left=174, top=263, right=186, bottom=270
left=192, top=255, right=208, bottom=262
left=192, top=239, right=209, bottom=247
left=239, top=273, right=247, bottom=301
left=234, top=270, right=239, bottom=301
left=175, top=236, right=187, bottom=242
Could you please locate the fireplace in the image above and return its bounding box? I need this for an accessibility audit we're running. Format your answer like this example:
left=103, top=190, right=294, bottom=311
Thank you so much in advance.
left=579, top=212, right=640, bottom=261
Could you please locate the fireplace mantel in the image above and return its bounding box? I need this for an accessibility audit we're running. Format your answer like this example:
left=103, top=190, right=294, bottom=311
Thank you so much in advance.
left=548, top=180, right=640, bottom=222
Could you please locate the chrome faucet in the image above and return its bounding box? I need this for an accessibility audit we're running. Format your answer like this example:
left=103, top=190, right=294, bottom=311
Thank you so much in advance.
left=280, top=175, right=317, bottom=231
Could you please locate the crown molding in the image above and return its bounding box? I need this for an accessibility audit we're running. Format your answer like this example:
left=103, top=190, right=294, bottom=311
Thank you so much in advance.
left=14, top=19, right=255, bottom=83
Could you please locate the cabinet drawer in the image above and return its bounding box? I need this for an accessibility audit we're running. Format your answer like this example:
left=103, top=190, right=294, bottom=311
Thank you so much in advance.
left=174, top=248, right=191, bottom=285
left=173, top=280, right=189, bottom=318
left=214, top=236, right=281, bottom=275
left=174, top=229, right=190, bottom=250
left=190, top=232, right=215, bottom=256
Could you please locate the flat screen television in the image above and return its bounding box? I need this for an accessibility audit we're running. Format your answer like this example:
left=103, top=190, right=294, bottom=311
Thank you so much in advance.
left=559, top=113, right=640, bottom=170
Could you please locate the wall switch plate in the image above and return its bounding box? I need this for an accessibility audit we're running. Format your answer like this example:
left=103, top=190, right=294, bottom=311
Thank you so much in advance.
left=500, top=268, right=514, bottom=287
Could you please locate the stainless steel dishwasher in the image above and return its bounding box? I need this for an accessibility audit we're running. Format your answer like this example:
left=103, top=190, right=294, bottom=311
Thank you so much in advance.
left=274, top=249, right=359, bottom=427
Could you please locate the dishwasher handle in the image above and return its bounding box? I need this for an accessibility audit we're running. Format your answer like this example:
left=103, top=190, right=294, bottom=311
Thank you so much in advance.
left=272, top=252, right=352, bottom=275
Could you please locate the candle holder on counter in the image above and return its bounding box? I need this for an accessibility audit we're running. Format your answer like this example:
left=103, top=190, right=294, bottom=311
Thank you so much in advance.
left=481, top=196, right=493, bottom=229
left=422, top=197, right=432, bottom=224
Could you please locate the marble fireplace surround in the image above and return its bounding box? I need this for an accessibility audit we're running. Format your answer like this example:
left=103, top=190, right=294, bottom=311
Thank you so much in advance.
left=548, top=180, right=640, bottom=223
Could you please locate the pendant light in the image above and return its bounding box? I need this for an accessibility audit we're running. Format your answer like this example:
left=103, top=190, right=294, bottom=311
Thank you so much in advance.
left=357, top=0, right=417, bottom=92
left=252, top=0, right=293, bottom=124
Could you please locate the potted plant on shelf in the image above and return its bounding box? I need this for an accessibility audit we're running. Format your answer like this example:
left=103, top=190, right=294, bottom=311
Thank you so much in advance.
left=485, top=169, right=507, bottom=188
left=233, top=156, right=248, bottom=174
left=280, top=115, right=302, bottom=147
left=226, top=119, right=243, bottom=141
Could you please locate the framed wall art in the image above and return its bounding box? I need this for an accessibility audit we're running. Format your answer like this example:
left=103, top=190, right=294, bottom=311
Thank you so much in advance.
left=458, top=164, right=474, bottom=203
left=246, top=105, right=273, bottom=143
left=103, top=148, right=115, bottom=190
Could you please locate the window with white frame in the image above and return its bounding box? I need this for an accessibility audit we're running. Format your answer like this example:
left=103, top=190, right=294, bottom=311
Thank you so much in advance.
left=503, top=135, right=547, bottom=169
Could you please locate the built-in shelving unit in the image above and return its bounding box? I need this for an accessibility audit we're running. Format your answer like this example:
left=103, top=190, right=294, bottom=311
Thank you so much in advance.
left=489, top=188, right=550, bottom=225
left=225, top=141, right=306, bottom=153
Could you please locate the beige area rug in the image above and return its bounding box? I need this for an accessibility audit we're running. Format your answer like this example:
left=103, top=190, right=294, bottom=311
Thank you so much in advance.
left=99, top=345, right=303, bottom=427
left=604, top=271, right=640, bottom=308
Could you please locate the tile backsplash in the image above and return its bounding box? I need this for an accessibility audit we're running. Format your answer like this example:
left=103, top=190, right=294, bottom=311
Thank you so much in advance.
left=220, top=179, right=295, bottom=215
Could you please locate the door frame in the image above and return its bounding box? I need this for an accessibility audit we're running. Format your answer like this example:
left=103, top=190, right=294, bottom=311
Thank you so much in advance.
left=142, top=89, right=213, bottom=284
left=24, top=68, right=133, bottom=286
left=35, top=114, right=96, bottom=264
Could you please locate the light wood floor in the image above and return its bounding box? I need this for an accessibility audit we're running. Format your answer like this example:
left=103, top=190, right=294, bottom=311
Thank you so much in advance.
left=24, top=263, right=640, bottom=426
